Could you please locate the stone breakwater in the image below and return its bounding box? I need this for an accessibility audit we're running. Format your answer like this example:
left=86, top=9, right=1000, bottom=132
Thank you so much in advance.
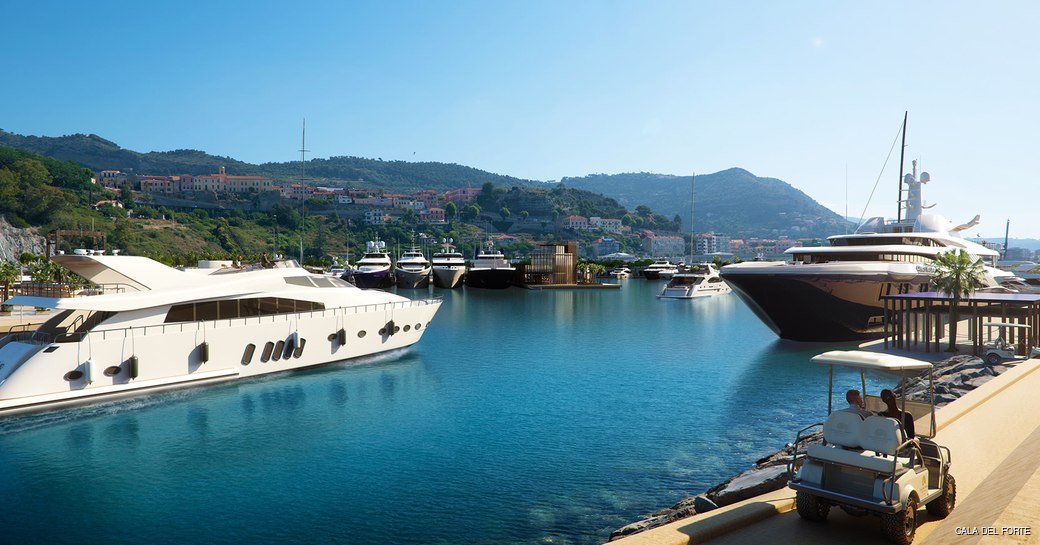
left=609, top=354, right=1006, bottom=541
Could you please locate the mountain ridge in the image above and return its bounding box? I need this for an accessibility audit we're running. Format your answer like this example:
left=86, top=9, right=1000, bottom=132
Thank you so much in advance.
left=1, top=129, right=848, bottom=239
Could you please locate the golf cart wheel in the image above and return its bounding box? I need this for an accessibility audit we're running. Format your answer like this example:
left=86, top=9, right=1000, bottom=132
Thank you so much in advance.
left=926, top=473, right=956, bottom=518
left=795, top=490, right=830, bottom=522
left=881, top=493, right=918, bottom=545
left=986, top=352, right=1001, bottom=365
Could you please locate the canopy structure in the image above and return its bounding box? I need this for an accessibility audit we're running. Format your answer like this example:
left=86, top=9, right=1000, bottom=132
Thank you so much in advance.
left=881, top=291, right=1040, bottom=355
left=811, top=350, right=933, bottom=372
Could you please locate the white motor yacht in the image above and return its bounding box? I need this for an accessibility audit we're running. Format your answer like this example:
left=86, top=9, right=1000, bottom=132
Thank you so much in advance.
left=349, top=241, right=394, bottom=289
left=431, top=240, right=466, bottom=289
left=721, top=160, right=1007, bottom=341
left=0, top=253, right=441, bottom=417
left=642, top=260, right=679, bottom=280
left=657, top=263, right=731, bottom=299
left=395, top=247, right=431, bottom=289
left=608, top=267, right=631, bottom=279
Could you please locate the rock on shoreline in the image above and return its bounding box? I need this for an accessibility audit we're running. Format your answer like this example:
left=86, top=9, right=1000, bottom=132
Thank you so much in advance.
left=609, top=354, right=1008, bottom=541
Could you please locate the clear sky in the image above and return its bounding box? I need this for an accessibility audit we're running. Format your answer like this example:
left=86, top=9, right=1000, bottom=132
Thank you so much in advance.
left=3, top=1, right=1038, bottom=237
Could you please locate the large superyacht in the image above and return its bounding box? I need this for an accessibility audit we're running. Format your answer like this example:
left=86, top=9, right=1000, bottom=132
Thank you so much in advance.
left=720, top=162, right=1007, bottom=341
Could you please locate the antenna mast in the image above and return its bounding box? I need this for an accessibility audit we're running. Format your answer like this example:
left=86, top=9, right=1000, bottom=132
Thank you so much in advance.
left=299, top=118, right=310, bottom=180
left=896, top=111, right=907, bottom=223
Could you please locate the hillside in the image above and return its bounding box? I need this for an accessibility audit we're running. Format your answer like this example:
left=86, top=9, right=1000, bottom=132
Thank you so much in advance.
left=559, top=169, right=851, bottom=239
left=0, top=130, right=542, bottom=192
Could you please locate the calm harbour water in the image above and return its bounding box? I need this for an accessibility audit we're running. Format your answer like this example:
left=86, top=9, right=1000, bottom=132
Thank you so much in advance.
left=0, top=279, right=896, bottom=544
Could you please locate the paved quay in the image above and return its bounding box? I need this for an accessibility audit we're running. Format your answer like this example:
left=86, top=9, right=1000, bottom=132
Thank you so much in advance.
left=609, top=355, right=1040, bottom=545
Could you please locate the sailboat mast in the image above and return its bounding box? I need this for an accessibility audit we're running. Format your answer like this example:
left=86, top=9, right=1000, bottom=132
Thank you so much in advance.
left=1003, top=219, right=1010, bottom=259
left=896, top=111, right=907, bottom=223
left=690, top=173, right=695, bottom=261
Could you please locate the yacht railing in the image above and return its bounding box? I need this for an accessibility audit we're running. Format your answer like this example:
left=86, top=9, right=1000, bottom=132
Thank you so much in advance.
left=5, top=297, right=441, bottom=346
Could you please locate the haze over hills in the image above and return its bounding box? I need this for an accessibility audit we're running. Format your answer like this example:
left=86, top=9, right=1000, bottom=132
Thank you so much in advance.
left=560, top=170, right=851, bottom=239
left=1, top=129, right=850, bottom=239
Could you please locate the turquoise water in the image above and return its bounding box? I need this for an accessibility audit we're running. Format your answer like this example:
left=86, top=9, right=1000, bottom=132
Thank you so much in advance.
left=0, top=280, right=893, bottom=544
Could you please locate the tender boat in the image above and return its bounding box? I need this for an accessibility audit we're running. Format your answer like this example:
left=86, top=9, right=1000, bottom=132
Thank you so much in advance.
left=394, top=247, right=431, bottom=289
left=347, top=241, right=394, bottom=289
left=465, top=239, right=516, bottom=289
left=608, top=267, right=631, bottom=279
left=0, top=253, right=441, bottom=417
left=642, top=260, right=679, bottom=280
left=657, top=263, right=731, bottom=299
left=721, top=160, right=1007, bottom=341
left=431, top=240, right=466, bottom=289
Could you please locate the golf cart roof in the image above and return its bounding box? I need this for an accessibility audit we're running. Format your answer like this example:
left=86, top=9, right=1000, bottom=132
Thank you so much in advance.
left=982, top=321, right=1032, bottom=329
left=811, top=350, right=933, bottom=372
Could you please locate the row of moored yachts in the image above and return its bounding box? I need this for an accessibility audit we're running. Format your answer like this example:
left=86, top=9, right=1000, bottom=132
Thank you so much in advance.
left=333, top=240, right=516, bottom=290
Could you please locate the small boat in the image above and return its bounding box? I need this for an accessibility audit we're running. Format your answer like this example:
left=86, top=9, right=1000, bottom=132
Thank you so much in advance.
left=657, top=263, right=731, bottom=299
left=431, top=239, right=466, bottom=289
left=395, top=247, right=431, bottom=289
left=0, top=252, right=441, bottom=417
left=465, top=239, right=516, bottom=289
left=608, top=267, right=631, bottom=279
left=642, top=260, right=678, bottom=280
left=347, top=241, right=394, bottom=289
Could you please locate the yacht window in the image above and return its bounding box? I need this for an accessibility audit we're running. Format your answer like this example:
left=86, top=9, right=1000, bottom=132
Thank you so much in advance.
left=219, top=300, right=238, bottom=320
left=196, top=301, right=218, bottom=321
left=293, top=339, right=306, bottom=358
left=273, top=340, right=285, bottom=361
left=242, top=343, right=256, bottom=365
left=284, top=277, right=317, bottom=287
left=260, top=342, right=274, bottom=362
left=239, top=299, right=260, bottom=317
left=258, top=298, right=280, bottom=315
left=166, top=303, right=194, bottom=322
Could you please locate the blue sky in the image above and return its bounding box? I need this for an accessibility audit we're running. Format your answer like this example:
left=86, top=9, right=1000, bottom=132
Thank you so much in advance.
left=4, top=1, right=1038, bottom=237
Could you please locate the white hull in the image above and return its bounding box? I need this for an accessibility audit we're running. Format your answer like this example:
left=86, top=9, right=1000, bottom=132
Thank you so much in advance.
left=0, top=299, right=439, bottom=416
left=0, top=253, right=441, bottom=417
left=657, top=283, right=732, bottom=299
left=432, top=266, right=466, bottom=289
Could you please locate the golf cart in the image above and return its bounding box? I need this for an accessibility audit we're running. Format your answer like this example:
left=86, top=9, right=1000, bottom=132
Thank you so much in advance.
left=787, top=351, right=955, bottom=545
left=981, top=321, right=1039, bottom=365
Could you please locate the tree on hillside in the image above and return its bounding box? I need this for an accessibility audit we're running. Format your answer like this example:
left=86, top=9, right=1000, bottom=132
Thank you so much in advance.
left=444, top=201, right=457, bottom=221
left=500, top=206, right=510, bottom=219
left=931, top=249, right=985, bottom=352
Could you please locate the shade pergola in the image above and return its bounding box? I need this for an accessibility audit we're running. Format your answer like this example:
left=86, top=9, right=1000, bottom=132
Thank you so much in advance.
left=880, top=291, right=1040, bottom=355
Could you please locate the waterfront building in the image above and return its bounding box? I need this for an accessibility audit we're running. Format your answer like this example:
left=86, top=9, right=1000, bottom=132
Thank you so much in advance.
left=520, top=242, right=577, bottom=285
left=591, top=237, right=621, bottom=258
left=641, top=235, right=684, bottom=257
left=422, top=207, right=447, bottom=224
left=364, top=210, right=391, bottom=225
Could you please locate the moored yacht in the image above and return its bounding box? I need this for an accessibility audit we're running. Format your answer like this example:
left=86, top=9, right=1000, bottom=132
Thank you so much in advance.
left=0, top=253, right=441, bottom=417
left=721, top=161, right=1006, bottom=341
left=642, top=260, right=679, bottom=280
left=431, top=239, right=466, bottom=289
left=657, top=263, right=731, bottom=299
left=464, top=239, right=516, bottom=289
left=395, top=247, right=431, bottom=289
left=347, top=241, right=394, bottom=289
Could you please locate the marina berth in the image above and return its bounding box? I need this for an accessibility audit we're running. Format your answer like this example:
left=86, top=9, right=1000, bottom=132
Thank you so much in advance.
left=0, top=253, right=441, bottom=417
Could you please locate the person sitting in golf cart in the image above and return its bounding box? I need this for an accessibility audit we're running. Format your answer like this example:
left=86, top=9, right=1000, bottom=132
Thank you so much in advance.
left=839, top=389, right=874, bottom=419
left=878, top=388, right=916, bottom=439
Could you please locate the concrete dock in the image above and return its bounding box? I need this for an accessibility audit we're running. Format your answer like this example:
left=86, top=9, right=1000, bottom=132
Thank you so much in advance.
left=610, top=356, right=1040, bottom=545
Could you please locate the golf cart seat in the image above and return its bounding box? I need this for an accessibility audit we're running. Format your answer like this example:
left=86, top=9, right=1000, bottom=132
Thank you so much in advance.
left=807, top=413, right=913, bottom=474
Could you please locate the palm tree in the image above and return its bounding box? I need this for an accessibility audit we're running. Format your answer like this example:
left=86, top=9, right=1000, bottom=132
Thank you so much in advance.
left=930, top=249, right=985, bottom=351
left=0, top=261, right=19, bottom=313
